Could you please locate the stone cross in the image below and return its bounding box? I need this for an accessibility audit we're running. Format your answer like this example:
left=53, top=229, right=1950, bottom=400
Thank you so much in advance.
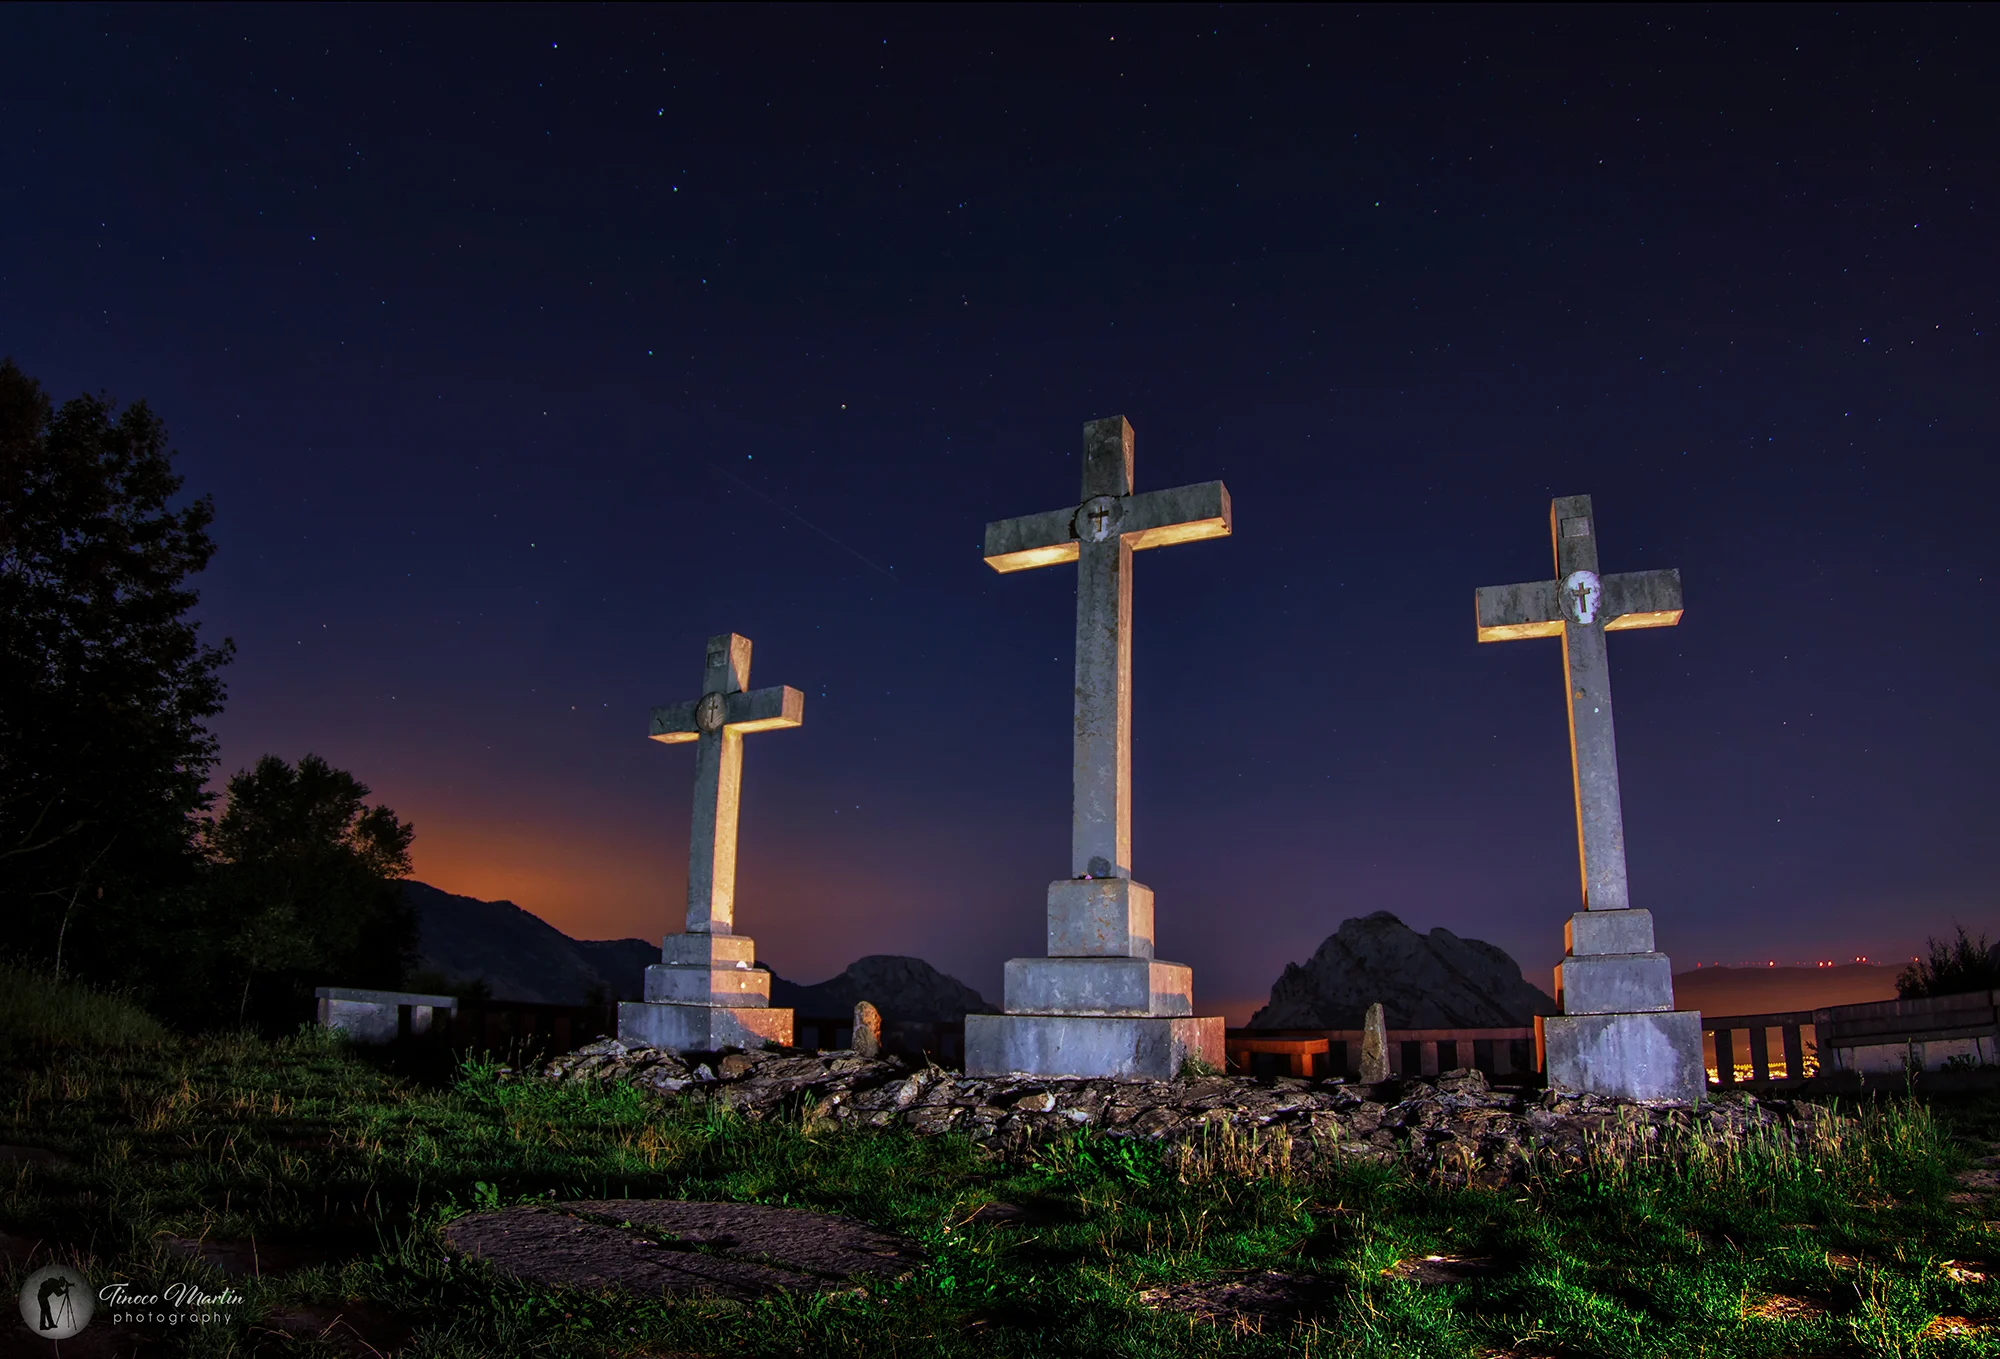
left=983, top=416, right=1232, bottom=879
left=1476, top=495, right=1704, bottom=1101
left=1475, top=495, right=1682, bottom=912
left=965, top=416, right=1230, bottom=1081
left=648, top=633, right=803, bottom=936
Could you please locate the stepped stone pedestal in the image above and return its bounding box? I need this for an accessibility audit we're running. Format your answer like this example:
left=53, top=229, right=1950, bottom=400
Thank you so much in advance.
left=1537, top=909, right=1704, bottom=1102
left=965, top=877, right=1223, bottom=1079
left=618, top=929, right=793, bottom=1052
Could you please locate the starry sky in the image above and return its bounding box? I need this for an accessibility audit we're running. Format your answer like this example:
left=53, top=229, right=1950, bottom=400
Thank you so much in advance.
left=5, top=5, right=1995, bottom=1021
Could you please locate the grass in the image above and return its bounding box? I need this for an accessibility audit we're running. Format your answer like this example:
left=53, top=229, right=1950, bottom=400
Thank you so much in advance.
left=4, top=986, right=1999, bottom=1356
left=0, top=961, right=169, bottom=1056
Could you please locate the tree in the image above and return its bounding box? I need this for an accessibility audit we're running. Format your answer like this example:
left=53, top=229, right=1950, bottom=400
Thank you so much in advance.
left=207, top=754, right=416, bottom=1026
left=1896, top=925, right=2000, bottom=1000
left=0, top=359, right=232, bottom=987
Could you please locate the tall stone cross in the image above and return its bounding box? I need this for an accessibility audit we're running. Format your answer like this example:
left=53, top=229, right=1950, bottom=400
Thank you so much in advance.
left=620, top=632, right=804, bottom=1054
left=646, top=633, right=803, bottom=936
left=982, top=415, right=1232, bottom=880
left=1475, top=494, right=1705, bottom=1102
left=1475, top=495, right=1683, bottom=912
left=965, top=415, right=1230, bottom=1080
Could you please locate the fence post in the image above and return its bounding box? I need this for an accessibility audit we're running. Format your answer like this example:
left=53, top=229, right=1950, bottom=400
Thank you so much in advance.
left=1749, top=1026, right=1770, bottom=1082
left=1781, top=1024, right=1805, bottom=1081
left=1713, top=1027, right=1736, bottom=1086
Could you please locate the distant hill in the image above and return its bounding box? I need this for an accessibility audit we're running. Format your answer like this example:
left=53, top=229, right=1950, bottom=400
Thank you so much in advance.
left=1250, top=911, right=1556, bottom=1029
left=769, top=955, right=995, bottom=1023
left=1672, top=963, right=1900, bottom=1017
left=408, top=881, right=656, bottom=1004
left=407, top=882, right=995, bottom=1021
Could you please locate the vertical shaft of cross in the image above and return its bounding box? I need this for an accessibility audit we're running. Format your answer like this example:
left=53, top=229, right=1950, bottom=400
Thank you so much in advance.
left=1073, top=417, right=1136, bottom=879
left=688, top=634, right=752, bottom=935
left=1551, top=496, right=1630, bottom=911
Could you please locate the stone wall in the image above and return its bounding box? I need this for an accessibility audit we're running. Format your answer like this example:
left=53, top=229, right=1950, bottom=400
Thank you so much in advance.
left=543, top=1038, right=1827, bottom=1188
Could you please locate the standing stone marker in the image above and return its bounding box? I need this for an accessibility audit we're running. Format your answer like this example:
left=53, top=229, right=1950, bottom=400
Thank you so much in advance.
left=852, top=1000, right=882, bottom=1059
left=1359, top=1002, right=1390, bottom=1084
left=618, top=633, right=804, bottom=1053
left=1475, top=495, right=1704, bottom=1101
left=965, top=416, right=1230, bottom=1079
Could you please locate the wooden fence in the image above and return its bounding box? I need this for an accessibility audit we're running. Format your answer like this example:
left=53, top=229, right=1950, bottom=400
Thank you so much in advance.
left=1225, top=1027, right=1537, bottom=1080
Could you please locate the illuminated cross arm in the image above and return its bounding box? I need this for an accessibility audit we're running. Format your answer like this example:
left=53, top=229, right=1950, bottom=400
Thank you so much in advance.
left=1475, top=495, right=1682, bottom=912
left=983, top=416, right=1231, bottom=879
left=648, top=633, right=803, bottom=935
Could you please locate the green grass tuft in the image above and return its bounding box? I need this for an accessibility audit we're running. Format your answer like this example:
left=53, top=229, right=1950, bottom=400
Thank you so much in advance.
left=0, top=962, right=169, bottom=1055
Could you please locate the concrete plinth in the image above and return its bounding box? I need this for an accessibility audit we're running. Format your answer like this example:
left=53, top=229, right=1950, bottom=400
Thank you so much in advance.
left=965, top=1013, right=1222, bottom=1079
left=1540, top=1010, right=1705, bottom=1102
left=1554, top=952, right=1675, bottom=1014
left=618, top=1000, right=793, bottom=1052
left=643, top=962, right=773, bottom=1006
left=1002, top=956, right=1193, bottom=1016
left=1047, top=877, right=1154, bottom=957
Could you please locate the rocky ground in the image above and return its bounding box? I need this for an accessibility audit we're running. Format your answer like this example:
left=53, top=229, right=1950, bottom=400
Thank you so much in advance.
left=543, top=1038, right=1828, bottom=1186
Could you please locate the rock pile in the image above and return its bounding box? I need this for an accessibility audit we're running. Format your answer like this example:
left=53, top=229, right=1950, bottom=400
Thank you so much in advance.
left=543, top=1038, right=1825, bottom=1186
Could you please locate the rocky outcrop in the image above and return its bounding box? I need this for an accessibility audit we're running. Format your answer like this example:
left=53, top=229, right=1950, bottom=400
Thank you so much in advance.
left=768, top=954, right=995, bottom=1023
left=543, top=1038, right=1824, bottom=1187
left=1250, top=911, right=1556, bottom=1029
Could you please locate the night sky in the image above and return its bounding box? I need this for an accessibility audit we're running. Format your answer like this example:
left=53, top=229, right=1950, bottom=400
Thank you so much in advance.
left=6, top=5, right=1995, bottom=1021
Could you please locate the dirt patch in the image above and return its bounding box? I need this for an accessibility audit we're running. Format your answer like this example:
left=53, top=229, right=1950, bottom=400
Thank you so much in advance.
left=159, top=1235, right=336, bottom=1278
left=1744, top=1293, right=1828, bottom=1321
left=256, top=1302, right=413, bottom=1356
left=1921, top=1315, right=1985, bottom=1340
left=443, top=1200, right=921, bottom=1300
left=1957, top=1168, right=2000, bottom=1191
left=960, top=1200, right=1065, bottom=1228
left=1137, top=1269, right=1333, bottom=1331
left=1941, top=1259, right=1991, bottom=1284
left=1384, top=1254, right=1502, bottom=1285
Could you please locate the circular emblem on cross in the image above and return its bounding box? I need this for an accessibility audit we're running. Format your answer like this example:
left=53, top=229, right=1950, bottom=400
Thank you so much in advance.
left=1561, top=570, right=1603, bottom=626
left=1074, top=495, right=1123, bottom=543
left=695, top=692, right=727, bottom=732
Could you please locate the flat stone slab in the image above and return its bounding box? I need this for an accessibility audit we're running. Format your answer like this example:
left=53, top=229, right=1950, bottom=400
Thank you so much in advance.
left=443, top=1200, right=921, bottom=1299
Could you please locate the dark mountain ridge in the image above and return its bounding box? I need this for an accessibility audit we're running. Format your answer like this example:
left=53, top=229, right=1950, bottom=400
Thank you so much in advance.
left=1250, top=910, right=1556, bottom=1029
left=405, top=881, right=993, bottom=1021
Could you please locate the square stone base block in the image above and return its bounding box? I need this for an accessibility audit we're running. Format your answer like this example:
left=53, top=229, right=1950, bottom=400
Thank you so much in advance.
left=1554, top=952, right=1675, bottom=1015
left=618, top=1001, right=793, bottom=1053
left=1002, top=956, right=1193, bottom=1016
left=1540, top=1009, right=1705, bottom=1103
left=644, top=961, right=772, bottom=1006
left=964, top=1013, right=1222, bottom=1079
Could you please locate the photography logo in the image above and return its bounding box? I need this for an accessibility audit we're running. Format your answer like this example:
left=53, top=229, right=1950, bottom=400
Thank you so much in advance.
left=17, top=1264, right=95, bottom=1340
